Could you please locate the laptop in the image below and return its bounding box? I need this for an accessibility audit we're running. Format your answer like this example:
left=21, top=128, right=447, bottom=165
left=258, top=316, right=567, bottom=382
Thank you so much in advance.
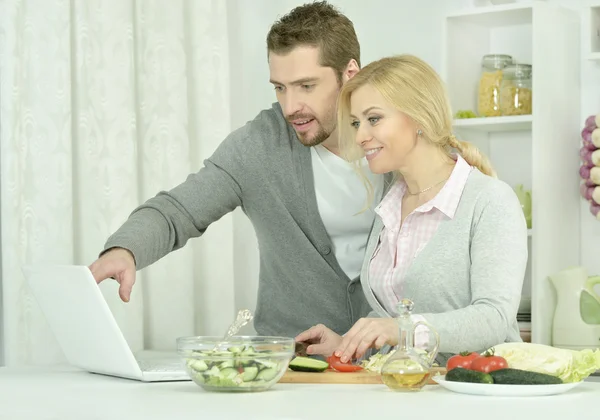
left=22, top=264, right=190, bottom=382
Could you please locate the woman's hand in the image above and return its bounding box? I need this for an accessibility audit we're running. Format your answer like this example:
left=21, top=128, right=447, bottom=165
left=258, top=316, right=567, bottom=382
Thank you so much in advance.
left=294, top=324, right=343, bottom=357
left=334, top=318, right=398, bottom=363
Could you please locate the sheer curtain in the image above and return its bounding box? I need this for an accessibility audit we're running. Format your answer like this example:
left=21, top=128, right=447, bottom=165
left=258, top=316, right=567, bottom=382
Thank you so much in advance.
left=0, top=0, right=240, bottom=366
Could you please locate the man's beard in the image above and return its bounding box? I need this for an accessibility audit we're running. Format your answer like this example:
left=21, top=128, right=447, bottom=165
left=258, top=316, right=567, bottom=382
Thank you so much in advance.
left=288, top=112, right=335, bottom=147
left=296, top=123, right=331, bottom=147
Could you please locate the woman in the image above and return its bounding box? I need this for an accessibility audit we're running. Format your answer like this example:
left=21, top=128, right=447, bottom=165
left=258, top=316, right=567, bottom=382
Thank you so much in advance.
left=295, top=55, right=528, bottom=363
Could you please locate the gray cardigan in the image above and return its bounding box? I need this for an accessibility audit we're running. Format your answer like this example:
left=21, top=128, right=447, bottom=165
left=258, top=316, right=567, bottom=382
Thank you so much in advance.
left=361, top=169, right=528, bottom=354
left=102, top=103, right=389, bottom=338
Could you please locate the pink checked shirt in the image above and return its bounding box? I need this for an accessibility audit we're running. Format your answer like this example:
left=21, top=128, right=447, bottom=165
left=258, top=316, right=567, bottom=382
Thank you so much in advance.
left=369, top=154, right=473, bottom=347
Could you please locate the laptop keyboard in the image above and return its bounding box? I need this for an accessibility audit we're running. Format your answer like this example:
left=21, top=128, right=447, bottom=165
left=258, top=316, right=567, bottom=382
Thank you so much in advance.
left=137, top=360, right=185, bottom=372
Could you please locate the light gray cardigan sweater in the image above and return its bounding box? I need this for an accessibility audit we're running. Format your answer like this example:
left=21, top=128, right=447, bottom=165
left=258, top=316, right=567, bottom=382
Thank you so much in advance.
left=362, top=169, right=528, bottom=355
left=102, top=103, right=385, bottom=338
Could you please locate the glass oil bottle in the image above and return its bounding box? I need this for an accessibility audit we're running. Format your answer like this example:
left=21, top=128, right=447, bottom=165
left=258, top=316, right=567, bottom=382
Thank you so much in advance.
left=380, top=298, right=440, bottom=391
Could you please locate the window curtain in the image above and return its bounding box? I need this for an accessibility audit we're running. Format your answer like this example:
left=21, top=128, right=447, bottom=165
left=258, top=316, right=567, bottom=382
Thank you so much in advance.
left=0, top=0, right=241, bottom=366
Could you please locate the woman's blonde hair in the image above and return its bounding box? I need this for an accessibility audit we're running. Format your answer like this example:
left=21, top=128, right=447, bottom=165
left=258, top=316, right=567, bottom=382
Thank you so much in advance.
left=337, top=54, right=496, bottom=203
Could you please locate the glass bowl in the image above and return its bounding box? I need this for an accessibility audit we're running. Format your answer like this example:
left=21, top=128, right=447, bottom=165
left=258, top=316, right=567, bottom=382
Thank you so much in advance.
left=177, top=335, right=295, bottom=392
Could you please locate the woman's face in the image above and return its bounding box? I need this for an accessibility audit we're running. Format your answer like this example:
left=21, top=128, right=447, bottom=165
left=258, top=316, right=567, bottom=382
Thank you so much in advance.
left=349, top=84, right=418, bottom=174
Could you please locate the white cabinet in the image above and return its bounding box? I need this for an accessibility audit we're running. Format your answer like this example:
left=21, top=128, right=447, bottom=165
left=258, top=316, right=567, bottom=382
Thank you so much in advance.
left=441, top=1, right=581, bottom=346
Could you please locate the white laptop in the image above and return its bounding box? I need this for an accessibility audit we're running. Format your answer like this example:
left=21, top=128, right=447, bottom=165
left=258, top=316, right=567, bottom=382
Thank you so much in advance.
left=22, top=264, right=191, bottom=382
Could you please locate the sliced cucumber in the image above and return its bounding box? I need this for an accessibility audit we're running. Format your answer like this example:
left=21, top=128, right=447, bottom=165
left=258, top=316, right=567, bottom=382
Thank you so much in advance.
left=219, top=360, right=234, bottom=369
left=184, top=344, right=287, bottom=390
left=256, top=367, right=279, bottom=382
left=288, top=356, right=329, bottom=372
left=220, top=367, right=239, bottom=380
left=239, top=379, right=264, bottom=387
left=192, top=372, right=206, bottom=383
left=188, top=360, right=208, bottom=372
left=205, top=376, right=223, bottom=386
left=256, top=359, right=278, bottom=369
left=240, top=366, right=258, bottom=381
left=241, top=346, right=257, bottom=356
left=205, top=366, right=221, bottom=377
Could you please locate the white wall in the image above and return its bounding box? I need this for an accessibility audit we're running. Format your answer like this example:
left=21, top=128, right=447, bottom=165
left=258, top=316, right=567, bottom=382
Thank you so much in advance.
left=225, top=0, right=600, bottom=324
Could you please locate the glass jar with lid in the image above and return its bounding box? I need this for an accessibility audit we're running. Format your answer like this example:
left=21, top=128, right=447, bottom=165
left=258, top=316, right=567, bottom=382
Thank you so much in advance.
left=477, top=54, right=513, bottom=117
left=500, top=63, right=532, bottom=116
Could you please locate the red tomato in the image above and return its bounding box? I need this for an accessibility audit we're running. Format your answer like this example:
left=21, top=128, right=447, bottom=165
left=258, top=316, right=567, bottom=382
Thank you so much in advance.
left=470, top=349, right=508, bottom=373
left=446, top=351, right=479, bottom=371
left=327, top=355, right=363, bottom=373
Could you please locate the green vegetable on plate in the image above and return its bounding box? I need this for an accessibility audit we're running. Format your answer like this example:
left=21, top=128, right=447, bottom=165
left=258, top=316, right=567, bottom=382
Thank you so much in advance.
left=487, top=342, right=600, bottom=383
left=445, top=366, right=563, bottom=385
left=445, top=367, right=493, bottom=384
left=489, top=368, right=562, bottom=385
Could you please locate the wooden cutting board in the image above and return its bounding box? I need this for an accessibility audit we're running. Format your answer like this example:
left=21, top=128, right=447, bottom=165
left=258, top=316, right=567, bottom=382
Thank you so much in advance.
left=279, top=367, right=446, bottom=385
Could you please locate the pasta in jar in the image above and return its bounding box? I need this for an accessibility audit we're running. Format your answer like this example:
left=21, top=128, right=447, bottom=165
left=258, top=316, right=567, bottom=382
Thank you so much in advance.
left=477, top=54, right=513, bottom=117
left=500, top=64, right=532, bottom=116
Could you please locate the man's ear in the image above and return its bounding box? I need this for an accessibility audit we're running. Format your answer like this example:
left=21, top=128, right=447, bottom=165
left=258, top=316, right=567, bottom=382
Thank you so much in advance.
left=341, top=59, right=360, bottom=83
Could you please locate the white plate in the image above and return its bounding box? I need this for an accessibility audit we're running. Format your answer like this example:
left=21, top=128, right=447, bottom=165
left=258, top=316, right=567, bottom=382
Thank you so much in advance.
left=432, top=375, right=583, bottom=397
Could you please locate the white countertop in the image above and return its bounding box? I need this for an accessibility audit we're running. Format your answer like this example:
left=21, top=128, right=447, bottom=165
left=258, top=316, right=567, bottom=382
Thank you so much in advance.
left=1, top=366, right=599, bottom=420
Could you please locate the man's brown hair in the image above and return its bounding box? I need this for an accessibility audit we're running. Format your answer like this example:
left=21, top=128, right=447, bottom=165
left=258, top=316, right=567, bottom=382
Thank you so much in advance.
left=266, top=1, right=361, bottom=81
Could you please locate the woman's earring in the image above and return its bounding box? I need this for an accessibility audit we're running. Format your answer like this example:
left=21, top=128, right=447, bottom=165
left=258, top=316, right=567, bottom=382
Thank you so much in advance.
left=416, top=129, right=423, bottom=136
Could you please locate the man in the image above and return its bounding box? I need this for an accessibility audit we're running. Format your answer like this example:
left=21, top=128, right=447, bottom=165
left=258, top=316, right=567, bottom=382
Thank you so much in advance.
left=89, top=1, right=385, bottom=338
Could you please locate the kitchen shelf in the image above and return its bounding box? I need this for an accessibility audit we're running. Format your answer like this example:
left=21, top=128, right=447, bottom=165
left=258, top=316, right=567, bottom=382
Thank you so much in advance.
left=445, top=2, right=533, bottom=26
left=588, top=4, right=600, bottom=58
left=442, top=1, right=581, bottom=348
left=453, top=115, right=532, bottom=132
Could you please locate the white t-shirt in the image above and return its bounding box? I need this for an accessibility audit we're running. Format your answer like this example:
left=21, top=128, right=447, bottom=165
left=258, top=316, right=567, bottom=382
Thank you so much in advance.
left=310, top=144, right=384, bottom=280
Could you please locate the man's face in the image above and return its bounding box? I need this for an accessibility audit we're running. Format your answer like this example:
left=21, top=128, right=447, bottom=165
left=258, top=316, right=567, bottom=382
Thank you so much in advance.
left=268, top=46, right=342, bottom=147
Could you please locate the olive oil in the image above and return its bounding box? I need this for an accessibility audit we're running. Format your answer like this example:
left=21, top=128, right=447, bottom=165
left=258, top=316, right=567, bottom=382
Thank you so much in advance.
left=379, top=298, right=441, bottom=392
left=381, top=371, right=431, bottom=391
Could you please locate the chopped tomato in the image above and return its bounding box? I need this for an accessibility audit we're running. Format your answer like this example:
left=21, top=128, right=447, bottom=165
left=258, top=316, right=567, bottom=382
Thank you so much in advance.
left=446, top=351, right=479, bottom=371
left=327, top=355, right=363, bottom=372
left=470, top=348, right=508, bottom=373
